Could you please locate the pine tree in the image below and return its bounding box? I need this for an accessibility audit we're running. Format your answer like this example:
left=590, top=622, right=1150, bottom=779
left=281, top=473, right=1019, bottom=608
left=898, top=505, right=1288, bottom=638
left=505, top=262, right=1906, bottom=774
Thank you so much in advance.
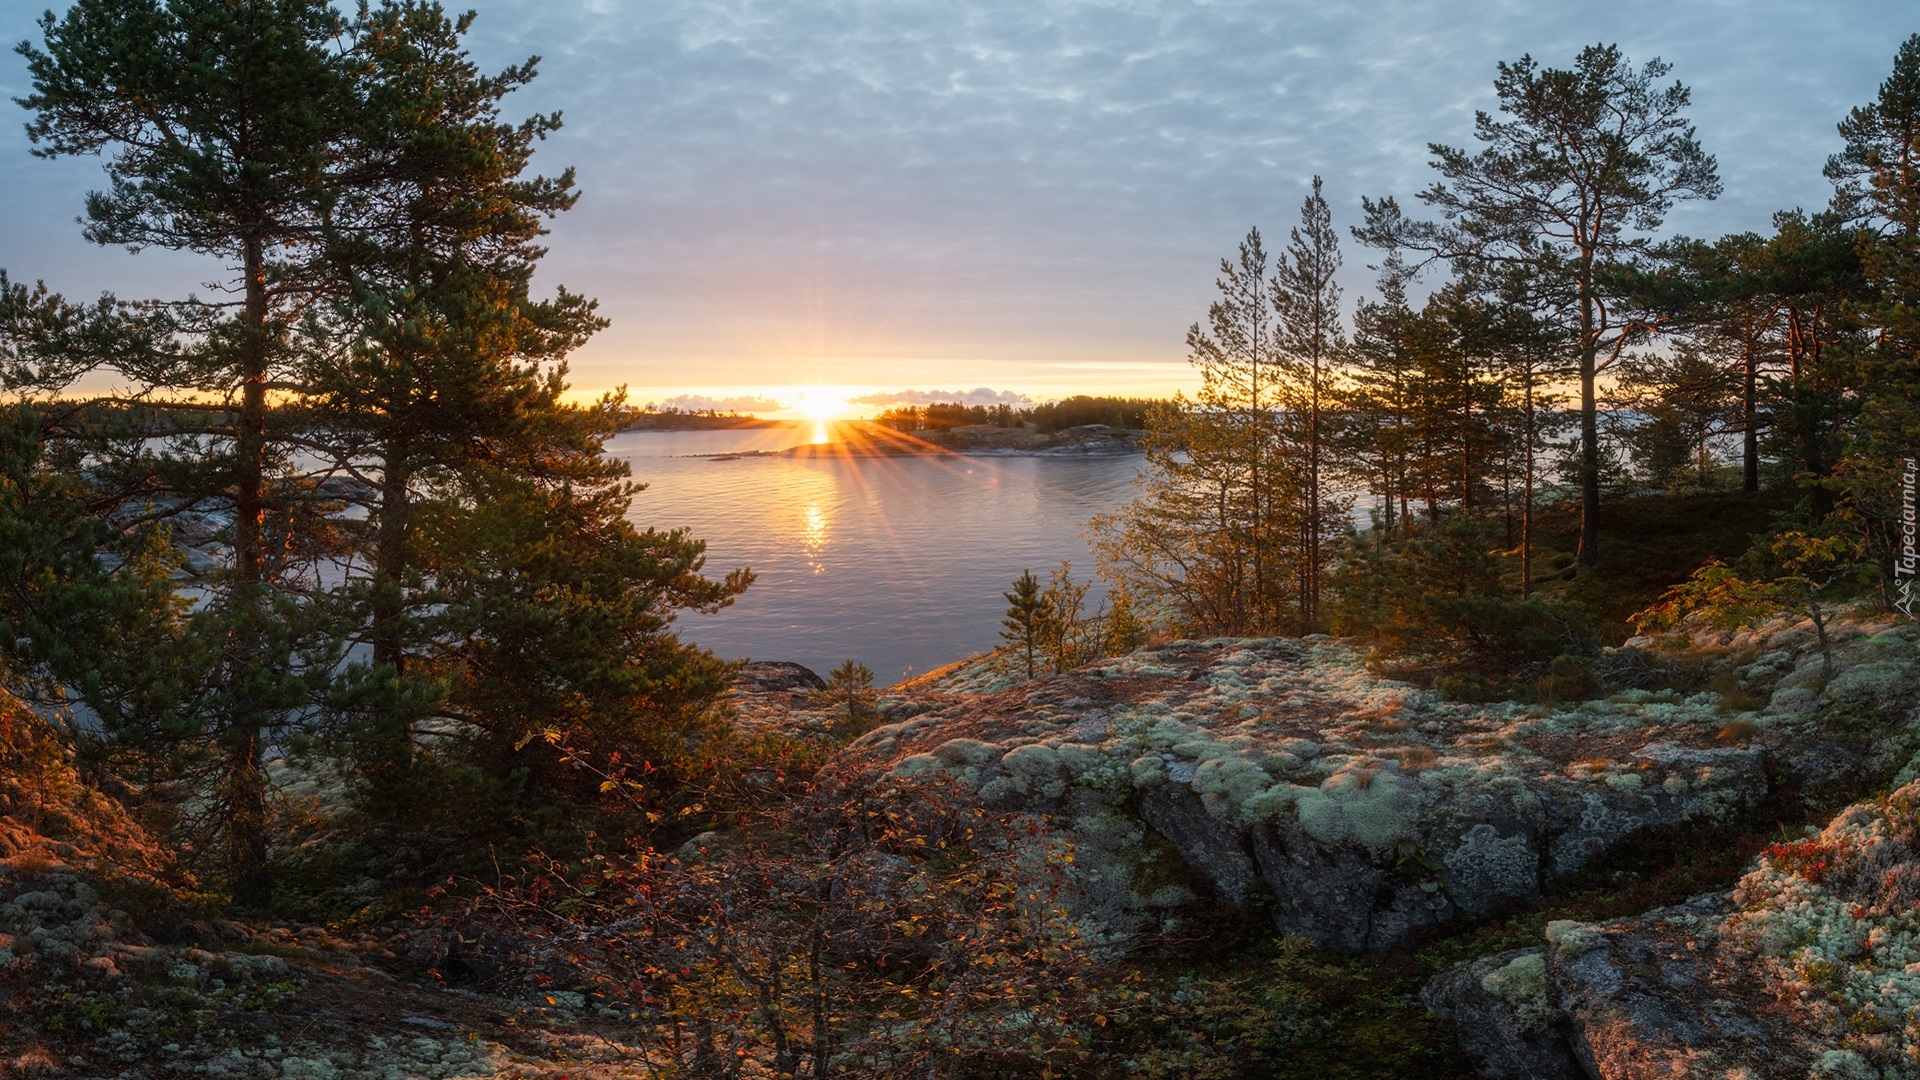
left=824, top=659, right=875, bottom=720
left=12, top=0, right=755, bottom=886
left=241, top=2, right=750, bottom=811
left=1827, top=34, right=1920, bottom=595
left=1359, top=44, right=1720, bottom=568
left=304, top=0, right=612, bottom=801
left=1614, top=345, right=1740, bottom=492
left=18, top=0, right=356, bottom=904
left=1093, top=227, right=1302, bottom=635
left=1001, top=569, right=1043, bottom=681
left=1270, top=177, right=1350, bottom=628
left=1478, top=290, right=1569, bottom=596
left=1413, top=286, right=1504, bottom=519
left=1344, top=263, right=1419, bottom=543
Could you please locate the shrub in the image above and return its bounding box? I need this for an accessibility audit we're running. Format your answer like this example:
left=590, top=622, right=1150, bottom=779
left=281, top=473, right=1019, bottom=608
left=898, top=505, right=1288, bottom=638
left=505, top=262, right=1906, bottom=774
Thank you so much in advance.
left=1330, top=516, right=1594, bottom=682
left=462, top=773, right=1108, bottom=1078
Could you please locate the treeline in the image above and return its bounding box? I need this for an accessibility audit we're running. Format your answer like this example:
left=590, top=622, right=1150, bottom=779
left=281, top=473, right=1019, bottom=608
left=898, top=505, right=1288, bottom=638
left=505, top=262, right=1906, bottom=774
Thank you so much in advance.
left=872, top=394, right=1157, bottom=432
left=1092, top=40, right=1920, bottom=695
left=0, top=1, right=749, bottom=907
left=1030, top=395, right=1159, bottom=432
left=628, top=406, right=781, bottom=430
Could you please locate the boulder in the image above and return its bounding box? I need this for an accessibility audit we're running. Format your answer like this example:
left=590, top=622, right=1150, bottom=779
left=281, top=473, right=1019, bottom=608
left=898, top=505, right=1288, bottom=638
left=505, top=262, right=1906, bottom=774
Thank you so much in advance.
left=1433, top=770, right=1920, bottom=1079
left=733, top=661, right=828, bottom=696
left=1423, top=947, right=1584, bottom=1079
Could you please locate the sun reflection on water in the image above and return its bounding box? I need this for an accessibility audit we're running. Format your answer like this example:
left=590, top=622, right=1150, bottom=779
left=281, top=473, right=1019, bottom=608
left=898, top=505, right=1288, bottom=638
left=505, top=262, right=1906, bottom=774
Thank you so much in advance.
left=602, top=426, right=1144, bottom=684
left=801, top=501, right=829, bottom=574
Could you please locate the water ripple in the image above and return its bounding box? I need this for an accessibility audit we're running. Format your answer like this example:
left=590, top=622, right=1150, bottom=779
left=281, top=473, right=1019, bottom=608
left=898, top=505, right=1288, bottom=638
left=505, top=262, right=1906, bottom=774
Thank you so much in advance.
left=608, top=427, right=1141, bottom=684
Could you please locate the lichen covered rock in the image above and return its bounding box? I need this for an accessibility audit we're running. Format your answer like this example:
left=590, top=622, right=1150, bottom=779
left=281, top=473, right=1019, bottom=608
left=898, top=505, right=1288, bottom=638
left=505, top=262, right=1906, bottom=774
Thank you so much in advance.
left=1423, top=947, right=1582, bottom=1080
left=829, top=629, right=1877, bottom=948
left=1433, top=771, right=1920, bottom=1078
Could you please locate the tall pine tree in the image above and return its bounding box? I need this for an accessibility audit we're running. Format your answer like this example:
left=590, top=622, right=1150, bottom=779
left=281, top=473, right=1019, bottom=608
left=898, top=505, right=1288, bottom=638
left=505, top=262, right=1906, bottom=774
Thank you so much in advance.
left=18, top=0, right=355, bottom=904
left=1359, top=44, right=1720, bottom=568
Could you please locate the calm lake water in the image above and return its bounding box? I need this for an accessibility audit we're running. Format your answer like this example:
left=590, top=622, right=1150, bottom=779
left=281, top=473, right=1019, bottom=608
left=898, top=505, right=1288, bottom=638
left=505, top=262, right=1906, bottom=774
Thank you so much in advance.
left=606, top=425, right=1143, bottom=685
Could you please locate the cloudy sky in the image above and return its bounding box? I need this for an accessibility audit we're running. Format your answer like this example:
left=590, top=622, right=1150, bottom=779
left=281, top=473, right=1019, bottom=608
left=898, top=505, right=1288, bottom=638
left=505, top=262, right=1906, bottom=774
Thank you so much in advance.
left=0, top=0, right=1910, bottom=412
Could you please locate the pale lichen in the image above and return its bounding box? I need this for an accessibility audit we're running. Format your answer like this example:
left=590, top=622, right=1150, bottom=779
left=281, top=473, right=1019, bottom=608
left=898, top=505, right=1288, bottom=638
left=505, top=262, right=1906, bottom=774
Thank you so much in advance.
left=1191, top=755, right=1273, bottom=822
left=1478, top=951, right=1551, bottom=1032
left=1444, top=825, right=1538, bottom=912
left=1293, top=765, right=1419, bottom=855
left=1545, top=920, right=1600, bottom=960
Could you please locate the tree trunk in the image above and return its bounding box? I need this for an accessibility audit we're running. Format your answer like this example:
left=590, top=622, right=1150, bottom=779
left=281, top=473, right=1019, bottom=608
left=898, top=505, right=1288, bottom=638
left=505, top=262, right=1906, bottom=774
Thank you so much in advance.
left=1307, top=352, right=1320, bottom=630
left=237, top=235, right=267, bottom=590
left=1576, top=281, right=1601, bottom=567
left=1742, top=338, right=1759, bottom=492
left=227, top=230, right=272, bottom=907
left=224, top=725, right=271, bottom=907
left=369, top=431, right=413, bottom=788
left=1521, top=375, right=1535, bottom=599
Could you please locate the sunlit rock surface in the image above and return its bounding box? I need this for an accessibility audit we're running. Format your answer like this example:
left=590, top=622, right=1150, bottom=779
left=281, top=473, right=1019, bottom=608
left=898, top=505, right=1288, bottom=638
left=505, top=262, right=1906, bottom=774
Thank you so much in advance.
left=726, top=612, right=1920, bottom=1070
left=782, top=626, right=1891, bottom=948
left=718, top=615, right=1920, bottom=953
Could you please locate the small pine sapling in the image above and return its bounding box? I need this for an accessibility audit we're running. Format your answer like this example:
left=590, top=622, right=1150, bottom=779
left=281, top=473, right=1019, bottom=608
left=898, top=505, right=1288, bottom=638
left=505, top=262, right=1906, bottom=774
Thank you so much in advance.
left=1001, top=570, right=1043, bottom=681
left=824, top=658, right=875, bottom=720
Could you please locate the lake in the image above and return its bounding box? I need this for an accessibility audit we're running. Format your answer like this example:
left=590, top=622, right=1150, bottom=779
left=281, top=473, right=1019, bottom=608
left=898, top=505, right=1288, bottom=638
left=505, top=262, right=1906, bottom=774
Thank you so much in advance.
left=606, top=425, right=1143, bottom=685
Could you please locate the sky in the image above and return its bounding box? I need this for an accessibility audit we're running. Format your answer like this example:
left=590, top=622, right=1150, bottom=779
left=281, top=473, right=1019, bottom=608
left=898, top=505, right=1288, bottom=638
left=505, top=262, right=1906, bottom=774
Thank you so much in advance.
left=0, top=0, right=1911, bottom=415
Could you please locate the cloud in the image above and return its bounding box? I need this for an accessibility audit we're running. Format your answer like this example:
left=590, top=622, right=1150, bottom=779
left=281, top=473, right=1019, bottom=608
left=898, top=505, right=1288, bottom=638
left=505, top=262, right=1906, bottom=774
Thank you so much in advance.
left=850, top=387, right=1034, bottom=407
left=5, top=0, right=1905, bottom=395
left=648, top=393, right=786, bottom=414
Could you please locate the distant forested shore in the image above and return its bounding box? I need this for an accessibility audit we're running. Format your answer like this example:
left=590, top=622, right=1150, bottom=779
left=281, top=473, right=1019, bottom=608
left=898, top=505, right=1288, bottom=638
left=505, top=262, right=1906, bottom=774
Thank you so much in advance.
left=626, top=394, right=1162, bottom=432
left=625, top=406, right=787, bottom=430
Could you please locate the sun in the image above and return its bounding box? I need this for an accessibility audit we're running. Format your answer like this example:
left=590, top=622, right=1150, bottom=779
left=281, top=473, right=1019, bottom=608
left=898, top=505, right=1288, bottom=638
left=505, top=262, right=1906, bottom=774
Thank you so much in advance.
left=793, top=388, right=855, bottom=421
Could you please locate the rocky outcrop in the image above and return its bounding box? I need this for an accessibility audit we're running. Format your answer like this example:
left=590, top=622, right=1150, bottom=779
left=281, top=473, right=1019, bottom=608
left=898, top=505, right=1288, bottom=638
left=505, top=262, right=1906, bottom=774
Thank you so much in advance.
left=755, top=614, right=1920, bottom=952
left=1424, top=947, right=1585, bottom=1080
left=1433, top=774, right=1920, bottom=1079
left=0, top=702, right=664, bottom=1078
left=732, top=660, right=828, bottom=697
left=814, top=630, right=1880, bottom=949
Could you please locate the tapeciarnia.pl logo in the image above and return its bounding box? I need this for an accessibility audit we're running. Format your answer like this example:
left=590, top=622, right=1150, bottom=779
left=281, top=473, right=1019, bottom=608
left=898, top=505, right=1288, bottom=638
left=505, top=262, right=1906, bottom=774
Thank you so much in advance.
left=1899, top=457, right=1917, bottom=619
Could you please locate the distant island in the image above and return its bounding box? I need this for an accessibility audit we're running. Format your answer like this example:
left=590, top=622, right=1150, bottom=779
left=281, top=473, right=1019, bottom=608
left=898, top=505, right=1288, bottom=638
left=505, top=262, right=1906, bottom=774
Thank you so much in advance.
left=624, top=407, right=787, bottom=430
left=696, top=421, right=1146, bottom=458
left=626, top=394, right=1162, bottom=435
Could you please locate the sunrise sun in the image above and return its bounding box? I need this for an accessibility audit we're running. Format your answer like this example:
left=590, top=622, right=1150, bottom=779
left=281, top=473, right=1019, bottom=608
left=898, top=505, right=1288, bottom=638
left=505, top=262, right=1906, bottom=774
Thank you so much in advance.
left=792, top=388, right=856, bottom=421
